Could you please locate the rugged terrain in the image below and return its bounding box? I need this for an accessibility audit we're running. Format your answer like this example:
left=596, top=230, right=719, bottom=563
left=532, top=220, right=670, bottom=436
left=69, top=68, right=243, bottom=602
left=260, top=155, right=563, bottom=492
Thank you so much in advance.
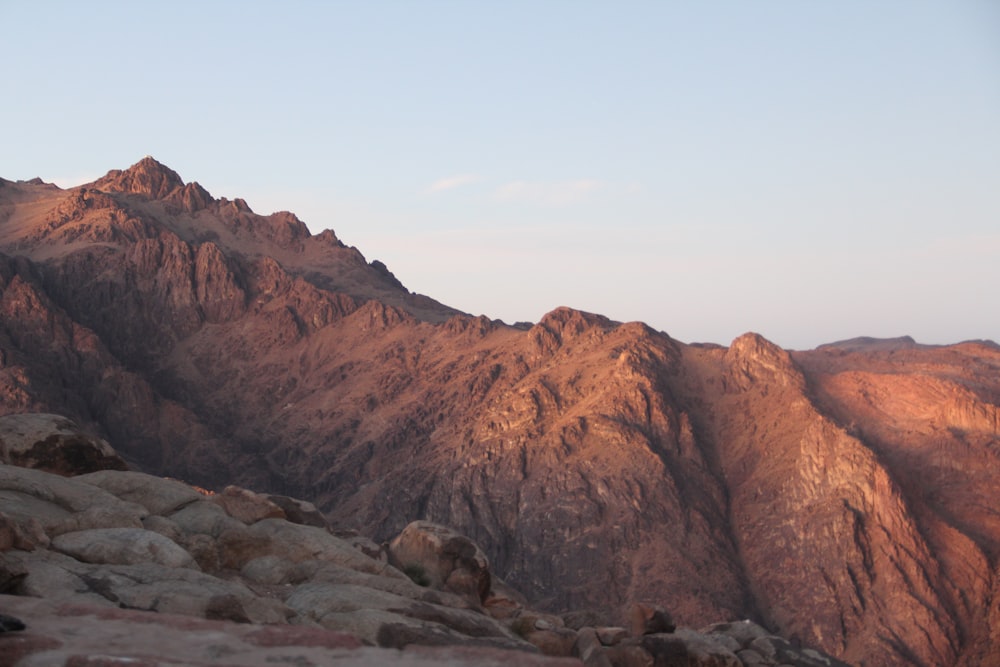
left=0, top=413, right=845, bottom=667
left=1, top=158, right=998, bottom=666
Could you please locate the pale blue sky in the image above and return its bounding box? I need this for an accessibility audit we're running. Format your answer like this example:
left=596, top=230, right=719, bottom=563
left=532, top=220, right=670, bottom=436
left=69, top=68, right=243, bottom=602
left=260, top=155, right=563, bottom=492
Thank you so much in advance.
left=3, top=1, right=998, bottom=348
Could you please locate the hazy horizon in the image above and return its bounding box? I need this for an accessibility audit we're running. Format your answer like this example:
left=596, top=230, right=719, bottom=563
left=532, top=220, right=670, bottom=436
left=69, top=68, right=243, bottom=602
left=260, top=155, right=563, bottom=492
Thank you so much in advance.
left=3, top=1, right=997, bottom=349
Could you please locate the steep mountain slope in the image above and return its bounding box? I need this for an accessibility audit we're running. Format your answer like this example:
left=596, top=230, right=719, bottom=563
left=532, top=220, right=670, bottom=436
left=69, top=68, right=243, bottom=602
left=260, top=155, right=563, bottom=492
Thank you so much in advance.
left=1, top=159, right=998, bottom=666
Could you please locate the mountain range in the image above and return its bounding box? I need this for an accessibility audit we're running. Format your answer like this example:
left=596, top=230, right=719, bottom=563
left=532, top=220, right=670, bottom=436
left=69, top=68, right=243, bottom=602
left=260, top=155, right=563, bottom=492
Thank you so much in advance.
left=1, top=157, right=998, bottom=666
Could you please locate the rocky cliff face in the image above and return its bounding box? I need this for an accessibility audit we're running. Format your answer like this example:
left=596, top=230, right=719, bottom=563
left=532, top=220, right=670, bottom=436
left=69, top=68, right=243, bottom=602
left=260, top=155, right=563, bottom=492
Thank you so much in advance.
left=1, top=159, right=998, bottom=666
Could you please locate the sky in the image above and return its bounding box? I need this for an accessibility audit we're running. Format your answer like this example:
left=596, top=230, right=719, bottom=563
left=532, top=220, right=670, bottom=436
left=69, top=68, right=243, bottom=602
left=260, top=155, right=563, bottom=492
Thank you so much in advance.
left=2, top=1, right=998, bottom=349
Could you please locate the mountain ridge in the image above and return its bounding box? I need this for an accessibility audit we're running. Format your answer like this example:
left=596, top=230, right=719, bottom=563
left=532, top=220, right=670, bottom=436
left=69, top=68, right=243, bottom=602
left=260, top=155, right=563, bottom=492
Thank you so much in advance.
left=1, top=158, right=999, bottom=666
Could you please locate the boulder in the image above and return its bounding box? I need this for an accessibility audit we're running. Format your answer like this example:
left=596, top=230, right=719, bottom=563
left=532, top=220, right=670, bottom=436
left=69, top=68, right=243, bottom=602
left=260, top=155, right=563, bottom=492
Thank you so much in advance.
left=0, top=464, right=142, bottom=517
left=76, top=470, right=203, bottom=515
left=211, top=485, right=287, bottom=524
left=0, top=512, right=49, bottom=551
left=596, top=626, right=628, bottom=646
left=50, top=527, right=198, bottom=569
left=278, top=559, right=471, bottom=608
left=523, top=628, right=578, bottom=656
left=629, top=602, right=675, bottom=637
left=46, top=502, right=146, bottom=537
left=0, top=489, right=71, bottom=531
left=238, top=519, right=399, bottom=576
left=169, top=499, right=246, bottom=538
left=562, top=609, right=612, bottom=631
left=388, top=521, right=491, bottom=605
left=266, top=493, right=329, bottom=528
left=0, top=413, right=126, bottom=475
left=140, top=514, right=184, bottom=543
left=573, top=627, right=613, bottom=667
left=241, top=555, right=296, bottom=585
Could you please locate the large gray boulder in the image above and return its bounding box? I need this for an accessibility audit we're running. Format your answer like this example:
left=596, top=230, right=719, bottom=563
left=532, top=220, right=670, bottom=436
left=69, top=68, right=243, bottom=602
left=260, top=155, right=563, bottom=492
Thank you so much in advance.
left=210, top=485, right=286, bottom=524
left=50, top=527, right=198, bottom=569
left=75, top=469, right=203, bottom=515
left=235, top=519, right=401, bottom=576
left=0, top=464, right=148, bottom=536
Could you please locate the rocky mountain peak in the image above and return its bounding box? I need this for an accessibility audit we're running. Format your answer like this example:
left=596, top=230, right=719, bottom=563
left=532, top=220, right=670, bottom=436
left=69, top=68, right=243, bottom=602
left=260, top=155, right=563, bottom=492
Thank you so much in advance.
left=726, top=332, right=789, bottom=365
left=93, top=156, right=185, bottom=199
left=724, top=332, right=802, bottom=390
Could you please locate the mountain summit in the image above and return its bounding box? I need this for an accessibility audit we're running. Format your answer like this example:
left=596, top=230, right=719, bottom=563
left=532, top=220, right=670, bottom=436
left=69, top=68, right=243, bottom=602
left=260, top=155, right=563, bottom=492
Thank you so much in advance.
left=1, top=159, right=999, bottom=666
left=93, top=155, right=186, bottom=199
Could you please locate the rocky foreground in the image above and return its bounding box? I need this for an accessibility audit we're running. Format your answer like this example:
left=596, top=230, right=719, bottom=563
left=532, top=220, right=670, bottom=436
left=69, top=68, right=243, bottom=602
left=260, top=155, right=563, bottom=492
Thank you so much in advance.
left=0, top=414, right=845, bottom=666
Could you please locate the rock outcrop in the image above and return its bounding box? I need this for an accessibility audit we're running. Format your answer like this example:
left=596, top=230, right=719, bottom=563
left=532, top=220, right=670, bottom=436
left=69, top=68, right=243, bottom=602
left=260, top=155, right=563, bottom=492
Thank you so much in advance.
left=0, top=413, right=126, bottom=475
left=0, top=459, right=540, bottom=659
left=2, top=159, right=999, bottom=666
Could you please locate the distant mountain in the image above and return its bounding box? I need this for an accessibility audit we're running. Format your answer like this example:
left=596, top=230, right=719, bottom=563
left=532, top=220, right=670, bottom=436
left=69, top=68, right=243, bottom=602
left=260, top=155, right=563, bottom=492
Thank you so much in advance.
left=2, top=158, right=999, bottom=666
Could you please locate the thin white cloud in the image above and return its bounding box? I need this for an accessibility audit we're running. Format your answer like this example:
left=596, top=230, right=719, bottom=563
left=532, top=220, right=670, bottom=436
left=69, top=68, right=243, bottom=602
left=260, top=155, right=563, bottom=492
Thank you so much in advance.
left=493, top=179, right=605, bottom=206
left=427, top=174, right=480, bottom=193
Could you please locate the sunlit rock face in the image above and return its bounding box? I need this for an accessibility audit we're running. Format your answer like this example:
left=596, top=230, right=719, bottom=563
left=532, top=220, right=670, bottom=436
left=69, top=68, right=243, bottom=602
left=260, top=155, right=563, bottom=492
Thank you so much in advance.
left=2, top=159, right=999, bottom=666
